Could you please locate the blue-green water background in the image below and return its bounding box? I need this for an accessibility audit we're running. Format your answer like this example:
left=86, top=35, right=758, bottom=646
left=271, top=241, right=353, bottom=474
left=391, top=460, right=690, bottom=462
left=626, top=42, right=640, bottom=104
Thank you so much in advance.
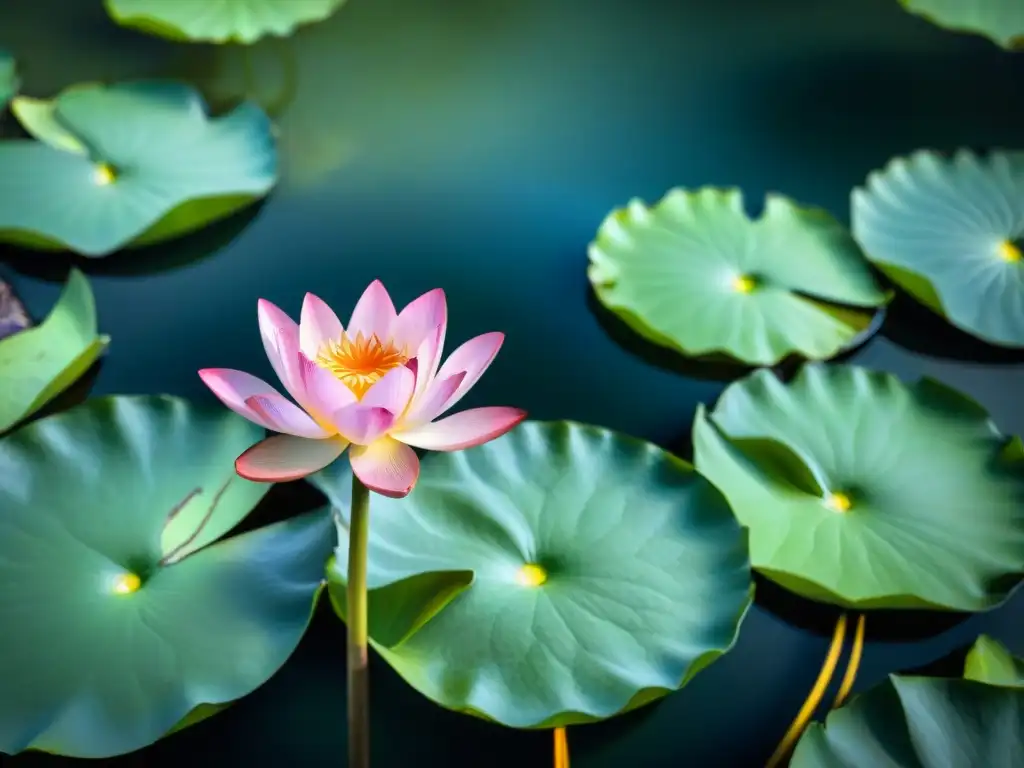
left=3, top=0, right=1024, bottom=765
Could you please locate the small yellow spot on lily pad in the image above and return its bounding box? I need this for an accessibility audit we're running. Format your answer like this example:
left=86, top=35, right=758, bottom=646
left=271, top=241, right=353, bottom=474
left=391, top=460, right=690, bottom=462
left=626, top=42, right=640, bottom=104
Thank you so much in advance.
left=731, top=274, right=758, bottom=294
left=998, top=240, right=1022, bottom=263
left=824, top=492, right=852, bottom=513
left=93, top=163, right=116, bottom=186
left=516, top=563, right=547, bottom=587
left=112, top=572, right=142, bottom=595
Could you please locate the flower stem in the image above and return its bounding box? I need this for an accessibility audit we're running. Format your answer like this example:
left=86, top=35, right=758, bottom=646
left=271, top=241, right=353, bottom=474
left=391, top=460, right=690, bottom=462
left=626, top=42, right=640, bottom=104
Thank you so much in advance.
left=554, top=727, right=570, bottom=768
left=347, top=476, right=371, bottom=768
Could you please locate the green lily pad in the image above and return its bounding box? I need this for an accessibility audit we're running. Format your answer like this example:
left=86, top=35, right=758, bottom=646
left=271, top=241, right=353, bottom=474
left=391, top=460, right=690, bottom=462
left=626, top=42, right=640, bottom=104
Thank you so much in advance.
left=898, top=0, right=1024, bottom=49
left=105, top=0, right=348, bottom=44
left=0, top=269, right=109, bottom=434
left=0, top=49, right=16, bottom=109
left=0, top=80, right=277, bottom=257
left=790, top=674, right=1024, bottom=767
left=0, top=395, right=334, bottom=758
left=313, top=420, right=753, bottom=728
left=964, top=635, right=1024, bottom=688
left=692, top=363, right=1024, bottom=611
left=852, top=149, right=1024, bottom=348
left=587, top=188, right=890, bottom=367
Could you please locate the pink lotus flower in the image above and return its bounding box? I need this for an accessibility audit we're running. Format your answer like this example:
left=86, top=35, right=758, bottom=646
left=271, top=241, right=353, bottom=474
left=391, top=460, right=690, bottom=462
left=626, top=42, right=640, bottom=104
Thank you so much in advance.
left=199, top=281, right=526, bottom=498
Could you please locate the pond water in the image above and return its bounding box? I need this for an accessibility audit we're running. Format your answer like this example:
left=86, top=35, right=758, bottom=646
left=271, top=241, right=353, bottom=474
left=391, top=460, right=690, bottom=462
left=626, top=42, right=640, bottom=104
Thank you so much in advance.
left=3, top=0, right=1024, bottom=766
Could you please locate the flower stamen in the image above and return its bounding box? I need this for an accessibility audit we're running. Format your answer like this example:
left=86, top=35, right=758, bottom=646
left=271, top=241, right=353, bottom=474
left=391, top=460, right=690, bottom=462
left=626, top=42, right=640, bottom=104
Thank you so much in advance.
left=316, top=332, right=408, bottom=398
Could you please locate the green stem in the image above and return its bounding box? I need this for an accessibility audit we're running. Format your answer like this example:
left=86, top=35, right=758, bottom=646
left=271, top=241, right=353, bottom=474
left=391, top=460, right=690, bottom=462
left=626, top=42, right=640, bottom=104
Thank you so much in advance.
left=347, top=476, right=371, bottom=768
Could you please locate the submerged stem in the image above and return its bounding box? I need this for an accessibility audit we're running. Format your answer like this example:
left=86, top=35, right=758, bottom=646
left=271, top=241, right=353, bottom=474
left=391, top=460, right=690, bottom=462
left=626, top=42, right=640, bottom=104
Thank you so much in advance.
left=832, top=614, right=866, bottom=709
left=554, top=727, right=569, bottom=768
left=348, top=476, right=371, bottom=768
left=766, top=614, right=848, bottom=768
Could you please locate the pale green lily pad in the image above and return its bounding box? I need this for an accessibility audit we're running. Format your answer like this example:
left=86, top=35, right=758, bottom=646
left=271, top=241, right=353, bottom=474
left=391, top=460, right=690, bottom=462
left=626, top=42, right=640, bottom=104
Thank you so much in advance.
left=588, top=188, right=890, bottom=366
left=105, top=0, right=348, bottom=44
left=790, top=674, right=1024, bottom=767
left=899, top=0, right=1024, bottom=49
left=692, top=363, right=1024, bottom=610
left=0, top=269, right=109, bottom=434
left=853, top=149, right=1024, bottom=347
left=0, top=396, right=334, bottom=758
left=313, top=420, right=753, bottom=728
left=964, top=635, right=1024, bottom=688
left=0, top=49, right=16, bottom=109
left=0, top=80, right=276, bottom=257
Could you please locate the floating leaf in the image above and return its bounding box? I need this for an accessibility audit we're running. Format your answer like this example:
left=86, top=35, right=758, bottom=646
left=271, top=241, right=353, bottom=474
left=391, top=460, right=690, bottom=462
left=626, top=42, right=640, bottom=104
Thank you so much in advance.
left=692, top=363, right=1024, bottom=610
left=0, top=278, right=32, bottom=340
left=588, top=188, right=889, bottom=366
left=898, top=0, right=1024, bottom=49
left=0, top=80, right=276, bottom=257
left=105, top=0, right=348, bottom=44
left=314, top=420, right=752, bottom=727
left=0, top=269, right=108, bottom=433
left=0, top=49, right=16, bottom=109
left=790, top=674, right=1024, bottom=766
left=964, top=635, right=1024, bottom=688
left=853, top=149, right=1024, bottom=347
left=0, top=396, right=334, bottom=758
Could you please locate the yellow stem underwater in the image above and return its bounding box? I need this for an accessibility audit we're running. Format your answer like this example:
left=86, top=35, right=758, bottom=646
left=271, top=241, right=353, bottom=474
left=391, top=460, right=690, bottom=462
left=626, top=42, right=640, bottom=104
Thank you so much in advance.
left=832, top=614, right=866, bottom=709
left=765, top=614, right=848, bottom=768
left=554, top=726, right=570, bottom=768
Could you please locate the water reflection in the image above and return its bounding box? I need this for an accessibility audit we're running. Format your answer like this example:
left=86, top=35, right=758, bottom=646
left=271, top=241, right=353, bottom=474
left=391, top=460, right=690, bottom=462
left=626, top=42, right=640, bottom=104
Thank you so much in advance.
left=2, top=0, right=1024, bottom=766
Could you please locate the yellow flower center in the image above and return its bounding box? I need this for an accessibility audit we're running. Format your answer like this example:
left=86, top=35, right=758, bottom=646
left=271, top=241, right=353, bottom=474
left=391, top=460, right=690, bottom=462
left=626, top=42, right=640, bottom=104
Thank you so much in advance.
left=316, top=332, right=408, bottom=399
left=824, top=492, right=852, bottom=513
left=516, top=563, right=547, bottom=587
left=112, top=572, right=142, bottom=595
left=998, top=240, right=1022, bottom=263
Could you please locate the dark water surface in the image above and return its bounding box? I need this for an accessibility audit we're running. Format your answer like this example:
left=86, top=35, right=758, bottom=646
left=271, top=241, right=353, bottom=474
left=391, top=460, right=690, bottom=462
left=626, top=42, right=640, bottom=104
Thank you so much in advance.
left=3, top=0, right=1024, bottom=766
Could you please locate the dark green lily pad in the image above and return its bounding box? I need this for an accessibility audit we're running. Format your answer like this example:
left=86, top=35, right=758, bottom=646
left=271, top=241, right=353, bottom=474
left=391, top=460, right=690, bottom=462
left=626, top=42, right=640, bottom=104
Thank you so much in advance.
left=587, top=188, right=889, bottom=366
left=899, top=0, right=1024, bottom=49
left=852, top=149, right=1024, bottom=347
left=790, top=674, right=1024, bottom=767
left=0, top=49, right=16, bottom=109
left=0, top=396, right=334, bottom=758
left=0, top=80, right=277, bottom=257
left=313, top=420, right=752, bottom=728
left=964, top=635, right=1024, bottom=688
left=105, top=0, right=348, bottom=44
left=692, top=363, right=1024, bottom=611
left=0, top=269, right=108, bottom=434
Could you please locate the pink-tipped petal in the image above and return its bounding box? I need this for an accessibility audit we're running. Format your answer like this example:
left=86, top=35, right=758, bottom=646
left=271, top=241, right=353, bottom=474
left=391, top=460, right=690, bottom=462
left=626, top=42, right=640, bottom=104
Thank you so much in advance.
left=298, top=354, right=358, bottom=419
left=362, top=365, right=416, bottom=415
left=257, top=299, right=306, bottom=404
left=391, top=288, right=447, bottom=354
left=198, top=368, right=328, bottom=438
left=347, top=280, right=397, bottom=340
left=432, top=332, right=505, bottom=415
left=333, top=405, right=396, bottom=445
left=299, top=293, right=344, bottom=359
left=408, top=323, right=446, bottom=406
left=401, top=371, right=466, bottom=429
left=349, top=437, right=420, bottom=498
left=393, top=407, right=527, bottom=451
left=235, top=435, right=349, bottom=482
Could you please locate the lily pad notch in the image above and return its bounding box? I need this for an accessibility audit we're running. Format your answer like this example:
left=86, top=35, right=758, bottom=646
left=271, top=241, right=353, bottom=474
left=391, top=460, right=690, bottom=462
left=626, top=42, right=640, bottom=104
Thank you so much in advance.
left=105, top=0, right=350, bottom=44
left=0, top=268, right=108, bottom=434
left=314, top=420, right=753, bottom=728
left=853, top=149, right=1024, bottom=348
left=0, top=396, right=335, bottom=758
left=588, top=187, right=890, bottom=367
left=693, top=362, right=1024, bottom=612
left=0, top=80, right=277, bottom=257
